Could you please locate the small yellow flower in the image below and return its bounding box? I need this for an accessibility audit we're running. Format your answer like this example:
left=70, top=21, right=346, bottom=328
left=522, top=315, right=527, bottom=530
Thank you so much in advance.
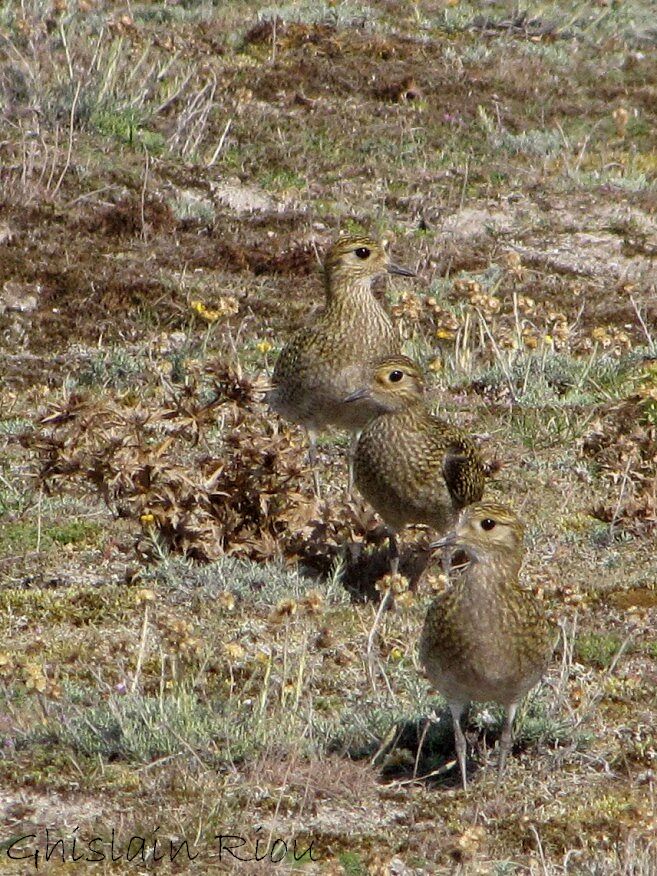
left=391, top=291, right=423, bottom=321
left=179, top=637, right=202, bottom=657
left=426, top=572, right=448, bottom=592
left=396, top=591, right=416, bottom=608
left=217, top=296, right=239, bottom=317
left=140, top=512, right=155, bottom=526
left=217, top=591, right=236, bottom=611
left=47, top=681, right=62, bottom=700
left=612, top=106, right=629, bottom=137
left=389, top=647, right=404, bottom=661
left=504, top=251, right=523, bottom=271
left=375, top=573, right=409, bottom=595
left=0, top=652, right=13, bottom=673
left=191, top=300, right=218, bottom=322
left=301, top=590, right=324, bottom=614
left=271, top=598, right=297, bottom=620
left=256, top=340, right=273, bottom=354
left=223, top=642, right=246, bottom=662
left=191, top=296, right=238, bottom=323
left=436, top=328, right=455, bottom=340
left=591, top=326, right=609, bottom=343
left=23, top=663, right=47, bottom=693
left=517, top=295, right=535, bottom=313
left=427, top=356, right=443, bottom=372
left=522, top=328, right=538, bottom=349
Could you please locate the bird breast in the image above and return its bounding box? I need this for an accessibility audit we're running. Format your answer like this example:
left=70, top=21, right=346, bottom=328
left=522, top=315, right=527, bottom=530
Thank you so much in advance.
left=355, top=410, right=456, bottom=531
left=419, top=574, right=552, bottom=706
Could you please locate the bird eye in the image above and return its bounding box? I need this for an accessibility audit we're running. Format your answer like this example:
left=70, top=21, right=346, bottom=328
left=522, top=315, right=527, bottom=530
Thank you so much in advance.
left=389, top=370, right=404, bottom=383
left=354, top=247, right=371, bottom=259
left=481, top=518, right=496, bottom=531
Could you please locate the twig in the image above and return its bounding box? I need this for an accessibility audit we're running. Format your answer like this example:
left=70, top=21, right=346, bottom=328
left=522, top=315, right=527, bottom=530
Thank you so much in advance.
left=393, top=761, right=458, bottom=787
left=140, top=147, right=151, bottom=241
left=36, top=487, right=43, bottom=552
left=572, top=630, right=636, bottom=731
left=630, top=296, right=656, bottom=353
left=159, top=717, right=207, bottom=771
left=529, top=824, right=549, bottom=876
left=131, top=604, right=150, bottom=693
left=476, top=308, right=516, bottom=403
left=59, top=20, right=75, bottom=82
left=207, top=118, right=233, bottom=166
left=607, top=456, right=634, bottom=543
left=45, top=125, right=61, bottom=193
left=366, top=589, right=392, bottom=693
left=413, top=714, right=434, bottom=779
left=459, top=156, right=470, bottom=211
left=64, top=185, right=119, bottom=209
left=51, top=80, right=81, bottom=199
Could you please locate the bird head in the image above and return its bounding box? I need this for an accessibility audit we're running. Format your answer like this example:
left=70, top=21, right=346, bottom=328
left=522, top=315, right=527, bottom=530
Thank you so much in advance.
left=324, top=234, right=415, bottom=285
left=432, top=502, right=525, bottom=566
left=344, top=355, right=425, bottom=414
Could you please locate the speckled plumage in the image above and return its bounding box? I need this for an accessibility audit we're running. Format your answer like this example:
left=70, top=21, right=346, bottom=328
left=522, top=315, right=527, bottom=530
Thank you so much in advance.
left=419, top=502, right=554, bottom=788
left=349, top=356, right=485, bottom=536
left=268, top=235, right=413, bottom=434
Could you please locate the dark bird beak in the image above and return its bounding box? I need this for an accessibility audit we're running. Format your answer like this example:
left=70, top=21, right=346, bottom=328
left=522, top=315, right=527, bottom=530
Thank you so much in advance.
left=344, top=387, right=370, bottom=403
left=387, top=262, right=416, bottom=277
left=430, top=531, right=461, bottom=578
left=430, top=531, right=458, bottom=552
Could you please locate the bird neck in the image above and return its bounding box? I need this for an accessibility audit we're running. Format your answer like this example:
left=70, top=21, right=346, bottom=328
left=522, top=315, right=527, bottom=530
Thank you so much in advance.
left=455, top=549, right=523, bottom=594
left=385, top=396, right=427, bottom=417
left=324, top=270, right=377, bottom=308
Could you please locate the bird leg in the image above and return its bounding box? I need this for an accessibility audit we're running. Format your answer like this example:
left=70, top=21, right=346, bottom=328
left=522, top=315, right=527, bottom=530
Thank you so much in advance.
left=449, top=702, right=468, bottom=790
left=388, top=530, right=399, bottom=576
left=306, top=428, right=322, bottom=499
left=497, top=703, right=517, bottom=785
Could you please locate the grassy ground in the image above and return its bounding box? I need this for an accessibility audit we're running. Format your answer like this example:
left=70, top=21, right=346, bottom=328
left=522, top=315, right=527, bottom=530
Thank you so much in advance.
left=1, top=0, right=656, bottom=872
